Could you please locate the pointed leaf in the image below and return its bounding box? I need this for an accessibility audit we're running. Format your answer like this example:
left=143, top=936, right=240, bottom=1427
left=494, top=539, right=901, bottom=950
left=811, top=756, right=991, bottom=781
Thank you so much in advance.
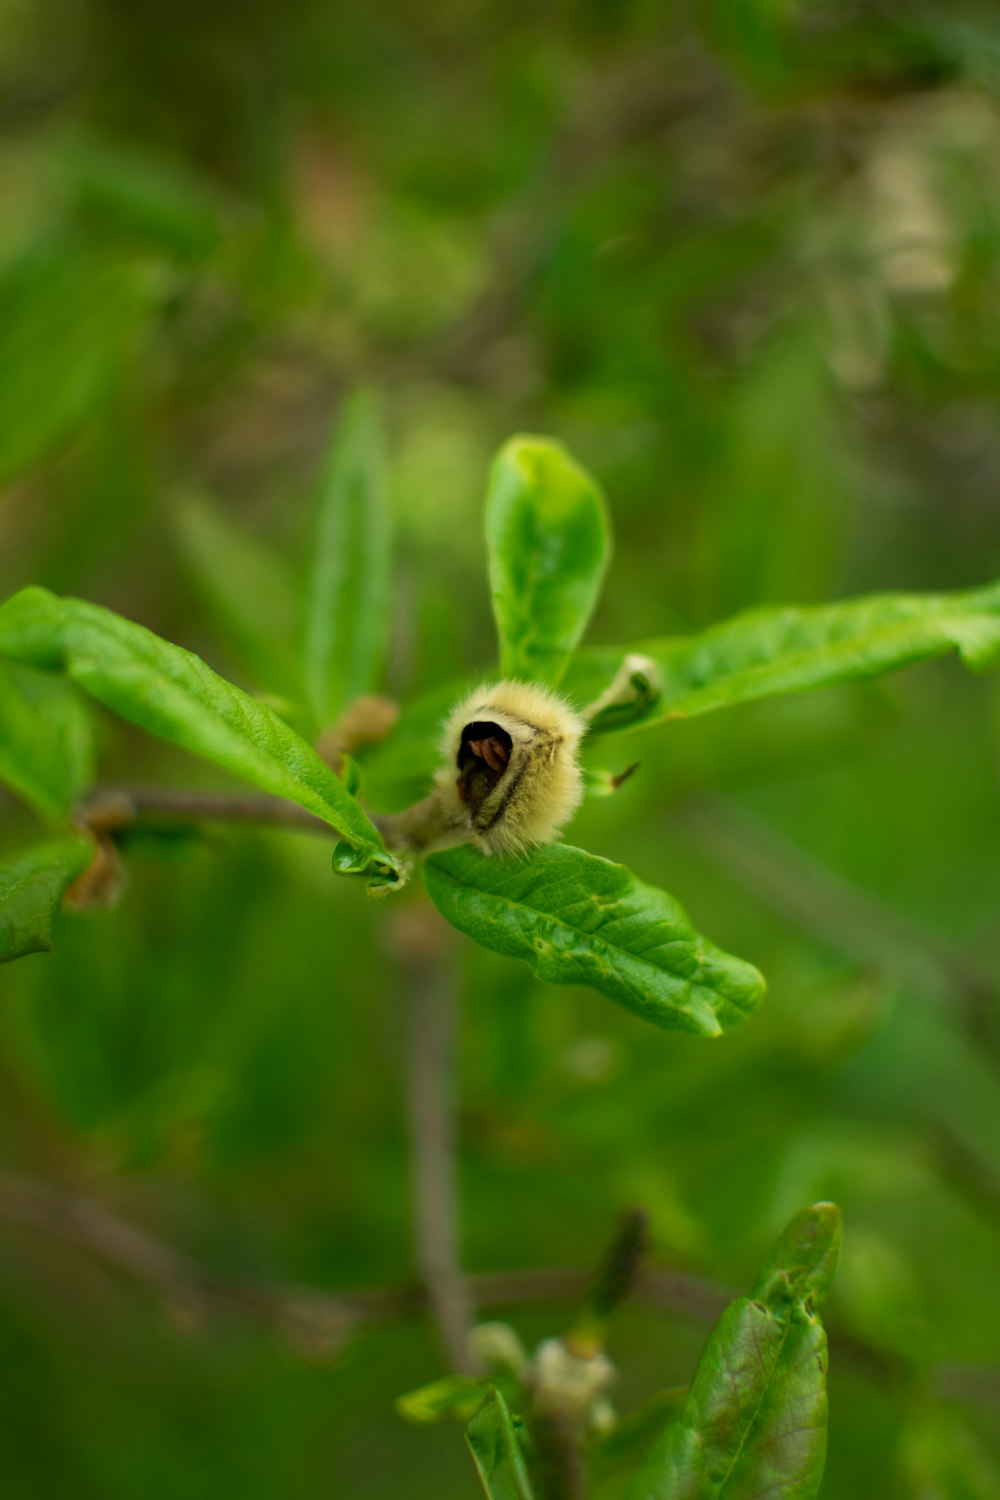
left=570, top=578, right=1000, bottom=735
left=304, top=390, right=392, bottom=725
left=0, top=588, right=401, bottom=888
left=486, top=436, right=610, bottom=688
left=0, top=840, right=93, bottom=963
left=424, top=843, right=763, bottom=1036
left=0, top=661, right=93, bottom=821
left=629, top=1204, right=842, bottom=1500
left=466, top=1389, right=537, bottom=1500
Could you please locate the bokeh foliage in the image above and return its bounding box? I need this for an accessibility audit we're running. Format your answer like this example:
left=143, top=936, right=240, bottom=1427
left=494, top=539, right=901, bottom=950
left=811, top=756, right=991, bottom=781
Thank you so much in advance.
left=2, top=1, right=1000, bottom=1495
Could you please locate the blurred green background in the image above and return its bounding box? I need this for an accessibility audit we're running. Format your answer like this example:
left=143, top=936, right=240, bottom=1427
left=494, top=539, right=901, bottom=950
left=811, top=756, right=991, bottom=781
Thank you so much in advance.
left=2, top=1, right=1000, bottom=1494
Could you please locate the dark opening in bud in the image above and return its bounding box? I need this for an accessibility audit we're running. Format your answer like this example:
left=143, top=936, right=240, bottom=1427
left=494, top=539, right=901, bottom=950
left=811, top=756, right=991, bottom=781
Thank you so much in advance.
left=456, top=720, right=512, bottom=813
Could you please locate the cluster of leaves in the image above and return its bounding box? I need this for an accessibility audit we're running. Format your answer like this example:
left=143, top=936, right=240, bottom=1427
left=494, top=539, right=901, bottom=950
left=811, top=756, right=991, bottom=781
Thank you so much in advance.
left=398, top=1203, right=842, bottom=1500
left=4, top=5, right=1000, bottom=1495
left=3, top=413, right=999, bottom=1047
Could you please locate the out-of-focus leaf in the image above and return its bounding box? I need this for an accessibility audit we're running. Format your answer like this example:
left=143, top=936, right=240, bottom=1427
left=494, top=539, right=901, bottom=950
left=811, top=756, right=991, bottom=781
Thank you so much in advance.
left=629, top=1203, right=842, bottom=1500
left=304, top=391, right=392, bottom=726
left=0, top=240, right=153, bottom=486
left=358, top=675, right=473, bottom=812
left=174, top=495, right=301, bottom=692
left=0, top=661, right=93, bottom=821
left=835, top=1230, right=929, bottom=1368
left=485, top=436, right=610, bottom=688
left=466, top=1388, right=536, bottom=1500
left=59, top=134, right=225, bottom=258
left=0, top=587, right=401, bottom=889
left=593, top=1389, right=687, bottom=1461
left=396, top=1373, right=490, bottom=1425
left=571, top=578, right=1000, bottom=735
left=899, top=1409, right=1000, bottom=1500
left=0, top=839, right=92, bottom=963
left=424, top=843, right=764, bottom=1036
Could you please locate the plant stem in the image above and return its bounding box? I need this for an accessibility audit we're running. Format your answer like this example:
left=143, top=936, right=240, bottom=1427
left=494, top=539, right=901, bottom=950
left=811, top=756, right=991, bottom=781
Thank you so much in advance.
left=80, top=787, right=335, bottom=837
left=393, top=910, right=477, bottom=1374
left=0, top=1169, right=995, bottom=1405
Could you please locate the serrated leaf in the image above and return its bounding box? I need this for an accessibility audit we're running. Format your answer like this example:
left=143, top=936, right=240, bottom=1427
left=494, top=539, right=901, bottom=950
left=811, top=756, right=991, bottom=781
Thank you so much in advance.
left=424, top=843, right=763, bottom=1036
left=570, top=579, right=1000, bottom=735
left=486, top=436, right=610, bottom=688
left=0, top=587, right=401, bottom=889
left=628, top=1204, right=842, bottom=1500
left=466, top=1388, right=537, bottom=1500
left=174, top=494, right=301, bottom=693
left=0, top=840, right=92, bottom=963
left=0, top=660, right=93, bottom=821
left=304, top=390, right=392, bottom=726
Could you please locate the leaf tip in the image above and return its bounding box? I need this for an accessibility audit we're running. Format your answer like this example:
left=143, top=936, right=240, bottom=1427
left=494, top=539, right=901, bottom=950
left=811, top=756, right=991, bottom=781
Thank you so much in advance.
left=754, top=1201, right=843, bottom=1310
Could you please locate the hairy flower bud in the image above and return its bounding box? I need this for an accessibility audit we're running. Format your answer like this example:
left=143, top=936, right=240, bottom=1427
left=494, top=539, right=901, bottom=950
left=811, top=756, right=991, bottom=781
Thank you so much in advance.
left=435, top=681, right=585, bottom=856
left=377, top=681, right=585, bottom=858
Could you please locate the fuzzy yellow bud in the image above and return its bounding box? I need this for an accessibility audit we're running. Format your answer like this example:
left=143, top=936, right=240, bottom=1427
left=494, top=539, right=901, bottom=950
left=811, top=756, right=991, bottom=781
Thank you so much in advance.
left=378, top=680, right=585, bottom=858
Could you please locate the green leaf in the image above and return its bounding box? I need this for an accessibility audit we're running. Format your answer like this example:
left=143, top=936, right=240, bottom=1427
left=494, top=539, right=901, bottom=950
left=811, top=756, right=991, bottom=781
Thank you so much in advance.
left=396, top=1373, right=490, bottom=1425
left=423, top=843, right=764, bottom=1036
left=466, top=1389, right=537, bottom=1500
left=0, top=840, right=93, bottom=963
left=0, top=588, right=401, bottom=889
left=752, top=1201, right=841, bottom=1310
left=628, top=1204, right=842, bottom=1500
left=485, top=436, right=610, bottom=688
left=58, top=133, right=225, bottom=260
left=570, top=578, right=1000, bottom=735
left=0, top=240, right=153, bottom=487
left=899, top=1410, right=1000, bottom=1500
left=174, top=494, right=301, bottom=694
left=0, top=661, right=93, bottom=821
left=304, top=391, right=392, bottom=726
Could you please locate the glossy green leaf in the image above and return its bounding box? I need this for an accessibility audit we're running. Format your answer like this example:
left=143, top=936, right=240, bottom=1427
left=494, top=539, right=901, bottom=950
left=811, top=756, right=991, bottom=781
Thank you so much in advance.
left=424, top=843, right=764, bottom=1036
left=174, top=495, right=301, bottom=693
left=569, top=578, right=1000, bottom=735
left=466, top=1389, right=536, bottom=1500
left=485, top=436, right=610, bottom=688
left=629, top=1204, right=842, bottom=1500
left=0, top=661, right=93, bottom=821
left=0, top=839, right=92, bottom=963
left=0, top=588, right=401, bottom=888
left=304, top=391, right=392, bottom=726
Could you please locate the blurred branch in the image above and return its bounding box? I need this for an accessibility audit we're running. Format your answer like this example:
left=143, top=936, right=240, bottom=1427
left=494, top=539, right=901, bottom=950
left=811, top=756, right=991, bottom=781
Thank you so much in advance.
left=393, top=910, right=478, bottom=1375
left=672, top=795, right=1000, bottom=1047
left=80, top=788, right=335, bottom=838
left=0, top=1170, right=996, bottom=1406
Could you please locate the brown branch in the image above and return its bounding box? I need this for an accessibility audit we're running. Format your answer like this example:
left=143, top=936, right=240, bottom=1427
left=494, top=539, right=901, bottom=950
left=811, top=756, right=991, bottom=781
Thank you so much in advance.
left=80, top=788, right=337, bottom=838
left=393, top=910, right=478, bottom=1374
left=0, top=1171, right=996, bottom=1406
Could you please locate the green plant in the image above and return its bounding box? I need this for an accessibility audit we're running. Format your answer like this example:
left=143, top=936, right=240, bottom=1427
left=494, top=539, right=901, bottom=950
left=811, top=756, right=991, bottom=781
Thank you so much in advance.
left=2, top=400, right=1000, bottom=1495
